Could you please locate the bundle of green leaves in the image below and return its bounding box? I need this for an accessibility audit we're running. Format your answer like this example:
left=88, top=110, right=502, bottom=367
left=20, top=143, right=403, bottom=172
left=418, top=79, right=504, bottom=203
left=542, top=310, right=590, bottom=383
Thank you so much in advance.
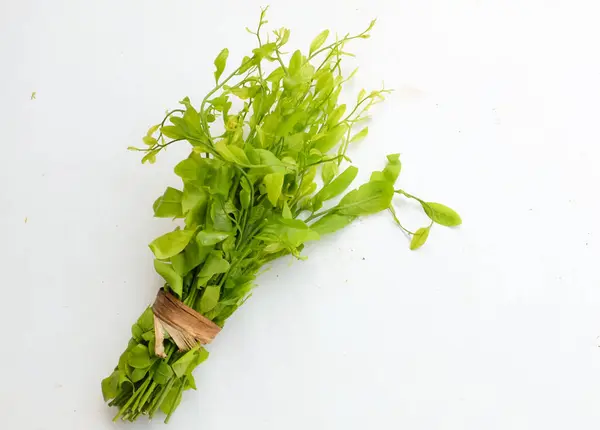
left=101, top=9, right=461, bottom=423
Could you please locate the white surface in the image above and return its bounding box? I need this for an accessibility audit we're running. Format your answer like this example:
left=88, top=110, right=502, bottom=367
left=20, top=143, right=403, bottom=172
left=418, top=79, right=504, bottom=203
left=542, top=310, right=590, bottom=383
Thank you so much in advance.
left=1, top=0, right=600, bottom=429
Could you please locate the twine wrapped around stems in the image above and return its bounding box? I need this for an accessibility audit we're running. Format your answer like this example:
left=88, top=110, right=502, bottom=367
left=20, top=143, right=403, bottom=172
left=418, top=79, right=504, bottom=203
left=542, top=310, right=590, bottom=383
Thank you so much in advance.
left=152, top=289, right=221, bottom=358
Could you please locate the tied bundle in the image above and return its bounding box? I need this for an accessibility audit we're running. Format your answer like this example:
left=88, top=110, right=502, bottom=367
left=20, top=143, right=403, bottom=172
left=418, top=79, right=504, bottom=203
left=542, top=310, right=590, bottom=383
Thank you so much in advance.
left=101, top=9, right=461, bottom=423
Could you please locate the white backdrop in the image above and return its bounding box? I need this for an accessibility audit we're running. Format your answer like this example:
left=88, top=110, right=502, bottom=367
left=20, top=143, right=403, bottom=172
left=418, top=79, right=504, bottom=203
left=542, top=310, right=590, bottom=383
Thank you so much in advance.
left=1, top=1, right=600, bottom=429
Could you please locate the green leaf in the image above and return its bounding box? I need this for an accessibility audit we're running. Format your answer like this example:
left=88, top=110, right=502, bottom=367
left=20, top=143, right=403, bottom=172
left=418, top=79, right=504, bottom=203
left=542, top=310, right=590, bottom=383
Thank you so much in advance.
left=171, top=242, right=212, bottom=276
left=350, top=127, right=368, bottom=143
left=327, top=104, right=347, bottom=127
left=253, top=148, right=287, bottom=172
left=153, top=187, right=183, bottom=218
left=313, top=166, right=358, bottom=209
left=146, top=124, right=160, bottom=137
left=215, top=140, right=251, bottom=165
left=174, top=156, right=204, bottom=181
left=194, top=348, right=210, bottom=366
left=185, top=374, right=197, bottom=390
left=199, top=285, right=221, bottom=313
left=154, top=260, right=183, bottom=296
left=288, top=50, right=302, bottom=76
left=153, top=361, right=174, bottom=385
left=142, top=331, right=155, bottom=342
left=196, top=230, right=230, bottom=246
left=131, top=367, right=148, bottom=382
left=357, top=89, right=366, bottom=103
left=314, top=124, right=348, bottom=153
left=310, top=29, right=329, bottom=55
left=195, top=251, right=230, bottom=287
left=252, top=42, right=277, bottom=60
left=266, top=66, right=285, bottom=83
left=172, top=348, right=198, bottom=377
left=421, top=202, right=462, bottom=226
left=214, top=48, right=229, bottom=83
left=160, top=379, right=183, bottom=415
left=336, top=181, right=394, bottom=216
left=310, top=213, right=355, bottom=235
left=229, top=86, right=259, bottom=100
left=315, top=71, right=333, bottom=94
left=208, top=198, right=233, bottom=232
left=101, top=371, right=120, bottom=401
left=321, top=162, right=338, bottom=185
left=282, top=201, right=292, bottom=219
left=240, top=188, right=251, bottom=209
left=143, top=136, right=157, bottom=146
left=128, top=344, right=152, bottom=369
left=131, top=323, right=143, bottom=341
left=208, top=165, right=234, bottom=196
left=161, top=125, right=184, bottom=140
left=137, top=307, right=154, bottom=332
left=371, top=154, right=401, bottom=184
left=182, top=182, right=207, bottom=214
left=263, top=172, right=284, bottom=206
left=149, top=229, right=195, bottom=259
left=261, top=218, right=320, bottom=254
left=383, top=153, right=401, bottom=183
left=410, top=227, right=430, bottom=250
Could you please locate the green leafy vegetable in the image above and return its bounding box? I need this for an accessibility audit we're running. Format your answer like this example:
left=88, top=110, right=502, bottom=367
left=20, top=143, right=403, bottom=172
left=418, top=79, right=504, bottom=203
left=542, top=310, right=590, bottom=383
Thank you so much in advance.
left=103, top=9, right=461, bottom=424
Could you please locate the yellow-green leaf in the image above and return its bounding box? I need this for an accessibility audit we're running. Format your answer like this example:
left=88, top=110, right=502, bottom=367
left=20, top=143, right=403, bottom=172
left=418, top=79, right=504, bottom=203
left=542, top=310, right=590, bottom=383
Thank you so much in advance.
left=149, top=230, right=195, bottom=259
left=313, top=166, right=358, bottom=210
left=153, top=361, right=174, bottom=385
left=154, top=260, right=183, bottom=296
left=152, top=187, right=183, bottom=218
left=321, top=161, right=338, bottom=185
left=336, top=180, right=394, bottom=216
left=143, top=136, right=157, bottom=146
left=263, top=172, right=284, bottom=206
left=410, top=227, right=430, bottom=250
left=196, top=230, right=230, bottom=246
left=310, top=29, right=329, bottom=55
left=310, top=213, right=355, bottom=235
left=215, top=140, right=250, bottom=165
left=146, top=124, right=160, bottom=137
left=214, top=48, right=229, bottom=83
left=422, top=202, right=462, bottom=226
left=288, top=50, right=302, bottom=76
left=199, top=285, right=221, bottom=313
left=350, top=127, right=368, bottom=143
left=314, top=124, right=348, bottom=153
left=195, top=251, right=230, bottom=287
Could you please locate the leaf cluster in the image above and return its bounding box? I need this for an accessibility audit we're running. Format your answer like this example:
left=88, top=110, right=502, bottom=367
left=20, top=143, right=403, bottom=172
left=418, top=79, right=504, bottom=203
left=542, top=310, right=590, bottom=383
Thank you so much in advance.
left=105, top=7, right=461, bottom=422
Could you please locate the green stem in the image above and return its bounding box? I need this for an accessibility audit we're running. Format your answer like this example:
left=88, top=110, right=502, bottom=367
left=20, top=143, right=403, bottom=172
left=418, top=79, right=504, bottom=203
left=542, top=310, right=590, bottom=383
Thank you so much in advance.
left=149, top=377, right=175, bottom=418
left=305, top=206, right=336, bottom=222
left=388, top=205, right=415, bottom=235
left=137, top=381, right=157, bottom=412
left=164, top=377, right=187, bottom=423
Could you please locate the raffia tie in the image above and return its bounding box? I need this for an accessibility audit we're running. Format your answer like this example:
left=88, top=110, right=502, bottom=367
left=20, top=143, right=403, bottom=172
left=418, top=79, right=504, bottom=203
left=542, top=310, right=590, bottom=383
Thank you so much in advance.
left=152, top=289, right=221, bottom=358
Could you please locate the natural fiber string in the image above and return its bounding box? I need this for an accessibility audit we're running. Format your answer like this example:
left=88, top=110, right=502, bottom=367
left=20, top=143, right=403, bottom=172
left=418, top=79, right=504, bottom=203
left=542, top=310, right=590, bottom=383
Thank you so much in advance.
left=152, top=289, right=221, bottom=358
